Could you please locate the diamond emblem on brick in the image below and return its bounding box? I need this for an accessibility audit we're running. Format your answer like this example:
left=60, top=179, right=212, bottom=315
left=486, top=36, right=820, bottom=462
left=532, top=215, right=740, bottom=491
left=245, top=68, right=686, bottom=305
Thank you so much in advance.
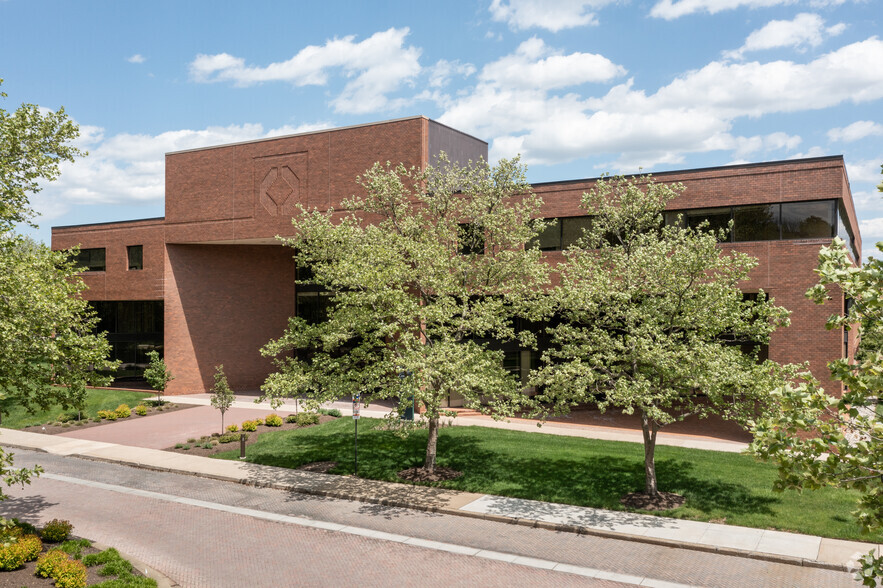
left=266, top=175, right=293, bottom=206
left=259, top=165, right=300, bottom=216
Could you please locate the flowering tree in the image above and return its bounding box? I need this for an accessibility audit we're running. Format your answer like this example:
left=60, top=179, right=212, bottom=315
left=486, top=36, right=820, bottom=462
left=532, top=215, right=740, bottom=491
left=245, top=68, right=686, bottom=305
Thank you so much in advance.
left=261, top=155, right=549, bottom=473
left=533, top=175, right=792, bottom=500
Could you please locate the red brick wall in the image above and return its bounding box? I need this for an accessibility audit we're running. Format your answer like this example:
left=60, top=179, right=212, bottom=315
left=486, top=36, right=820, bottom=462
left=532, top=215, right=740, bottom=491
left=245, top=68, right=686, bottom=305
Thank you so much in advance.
left=51, top=218, right=165, bottom=301
left=163, top=118, right=428, bottom=244
left=164, top=244, right=295, bottom=394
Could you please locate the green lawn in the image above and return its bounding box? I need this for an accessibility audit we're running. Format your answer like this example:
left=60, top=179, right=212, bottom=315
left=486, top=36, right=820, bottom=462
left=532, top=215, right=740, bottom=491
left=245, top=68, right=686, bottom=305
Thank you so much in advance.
left=216, top=417, right=879, bottom=541
left=0, top=388, right=153, bottom=429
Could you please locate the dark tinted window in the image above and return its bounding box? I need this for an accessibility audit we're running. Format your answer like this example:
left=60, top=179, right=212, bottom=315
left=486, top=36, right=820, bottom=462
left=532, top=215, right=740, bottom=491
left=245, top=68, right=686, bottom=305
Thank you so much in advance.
left=561, top=217, right=593, bottom=249
left=781, top=201, right=835, bottom=239
left=534, top=218, right=561, bottom=251
left=127, top=245, right=143, bottom=270
left=734, top=205, right=780, bottom=241
left=296, top=292, right=333, bottom=324
left=837, top=200, right=858, bottom=261
left=74, top=248, right=105, bottom=272
left=89, top=301, right=163, bottom=380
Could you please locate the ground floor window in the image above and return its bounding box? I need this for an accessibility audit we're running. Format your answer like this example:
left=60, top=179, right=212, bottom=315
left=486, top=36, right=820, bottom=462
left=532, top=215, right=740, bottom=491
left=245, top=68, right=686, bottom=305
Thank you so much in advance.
left=90, top=301, right=163, bottom=380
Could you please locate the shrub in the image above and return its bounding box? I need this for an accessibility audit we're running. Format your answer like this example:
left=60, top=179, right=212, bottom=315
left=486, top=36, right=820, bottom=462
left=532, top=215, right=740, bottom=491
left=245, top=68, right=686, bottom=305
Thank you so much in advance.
left=285, top=414, right=297, bottom=423
left=241, top=420, right=257, bottom=432
left=226, top=424, right=239, bottom=432
left=59, top=538, right=91, bottom=559
left=319, top=408, right=342, bottom=418
left=218, top=433, right=239, bottom=443
left=53, top=557, right=87, bottom=588
left=134, top=404, right=148, bottom=416
left=41, top=519, right=73, bottom=543
left=114, top=404, right=131, bottom=419
left=264, top=414, right=283, bottom=427
left=181, top=445, right=190, bottom=450
left=174, top=443, right=185, bottom=449
left=295, top=412, right=320, bottom=427
left=35, top=549, right=68, bottom=577
left=253, top=417, right=264, bottom=426
left=0, top=542, right=25, bottom=570
left=16, top=534, right=42, bottom=561
left=97, top=410, right=117, bottom=421
left=201, top=442, right=213, bottom=450
left=57, top=413, right=75, bottom=423
left=187, top=438, right=196, bottom=443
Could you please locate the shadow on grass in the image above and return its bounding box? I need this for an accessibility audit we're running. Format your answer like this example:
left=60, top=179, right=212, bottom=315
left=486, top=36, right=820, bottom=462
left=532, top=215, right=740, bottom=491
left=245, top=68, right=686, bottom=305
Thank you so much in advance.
left=223, top=419, right=778, bottom=520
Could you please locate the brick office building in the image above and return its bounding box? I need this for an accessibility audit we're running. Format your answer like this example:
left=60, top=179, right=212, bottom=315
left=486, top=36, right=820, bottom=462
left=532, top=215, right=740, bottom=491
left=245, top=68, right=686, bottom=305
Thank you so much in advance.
left=51, top=116, right=861, bottom=398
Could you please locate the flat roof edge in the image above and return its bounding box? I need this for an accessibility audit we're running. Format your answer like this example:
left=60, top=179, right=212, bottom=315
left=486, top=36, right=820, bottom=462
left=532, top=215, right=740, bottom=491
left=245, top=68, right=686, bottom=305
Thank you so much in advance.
left=165, top=115, right=434, bottom=156
left=531, top=155, right=846, bottom=188
left=52, top=216, right=165, bottom=231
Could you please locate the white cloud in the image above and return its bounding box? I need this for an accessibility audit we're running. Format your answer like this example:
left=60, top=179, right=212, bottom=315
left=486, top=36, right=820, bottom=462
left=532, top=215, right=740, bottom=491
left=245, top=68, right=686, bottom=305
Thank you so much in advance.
left=724, top=13, right=846, bottom=59
left=127, top=54, right=146, bottom=64
left=828, top=120, right=883, bottom=142
left=650, top=0, right=796, bottom=20
left=859, top=217, right=883, bottom=241
left=189, top=28, right=421, bottom=114
left=428, top=60, right=476, bottom=88
left=33, top=121, right=330, bottom=217
left=480, top=37, right=627, bottom=90
left=848, top=159, right=883, bottom=184
left=436, top=37, right=883, bottom=169
left=489, top=0, right=617, bottom=32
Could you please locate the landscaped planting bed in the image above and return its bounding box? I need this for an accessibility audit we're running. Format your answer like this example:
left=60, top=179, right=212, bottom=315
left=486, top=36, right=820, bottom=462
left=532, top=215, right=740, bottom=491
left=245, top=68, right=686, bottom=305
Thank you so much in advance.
left=213, top=416, right=883, bottom=542
left=0, top=519, right=156, bottom=587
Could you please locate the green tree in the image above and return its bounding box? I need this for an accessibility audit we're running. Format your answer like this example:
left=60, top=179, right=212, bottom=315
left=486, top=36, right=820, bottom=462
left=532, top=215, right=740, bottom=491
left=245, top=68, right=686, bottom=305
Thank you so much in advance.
left=261, top=155, right=549, bottom=472
left=210, top=365, right=235, bottom=433
left=0, top=78, right=114, bottom=502
left=143, top=351, right=173, bottom=405
left=532, top=175, right=791, bottom=498
left=752, top=165, right=883, bottom=586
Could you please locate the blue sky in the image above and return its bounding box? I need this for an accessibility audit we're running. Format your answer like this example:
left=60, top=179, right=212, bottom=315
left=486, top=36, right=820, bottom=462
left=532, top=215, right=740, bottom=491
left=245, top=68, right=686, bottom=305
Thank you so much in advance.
left=2, top=0, right=882, bottom=254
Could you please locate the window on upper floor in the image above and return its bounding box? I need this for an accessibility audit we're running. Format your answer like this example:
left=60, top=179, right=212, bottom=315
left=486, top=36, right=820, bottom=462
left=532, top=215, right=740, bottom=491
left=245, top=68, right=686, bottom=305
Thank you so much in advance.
left=127, top=245, right=143, bottom=270
left=73, top=248, right=106, bottom=272
left=530, top=216, right=594, bottom=251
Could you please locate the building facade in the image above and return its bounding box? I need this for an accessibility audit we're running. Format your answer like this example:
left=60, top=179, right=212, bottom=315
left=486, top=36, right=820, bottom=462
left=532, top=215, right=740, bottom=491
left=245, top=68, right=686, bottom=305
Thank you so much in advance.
left=51, top=116, right=861, bottom=398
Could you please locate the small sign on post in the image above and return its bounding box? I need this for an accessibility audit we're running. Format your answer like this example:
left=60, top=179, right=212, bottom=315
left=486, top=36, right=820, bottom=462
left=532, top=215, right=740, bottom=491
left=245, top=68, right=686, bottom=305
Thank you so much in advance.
left=352, top=395, right=361, bottom=420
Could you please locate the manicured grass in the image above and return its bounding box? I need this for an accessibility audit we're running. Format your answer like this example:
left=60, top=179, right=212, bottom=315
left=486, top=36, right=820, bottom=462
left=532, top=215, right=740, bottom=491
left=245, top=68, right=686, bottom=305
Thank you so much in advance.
left=216, top=417, right=881, bottom=542
left=1, top=388, right=152, bottom=429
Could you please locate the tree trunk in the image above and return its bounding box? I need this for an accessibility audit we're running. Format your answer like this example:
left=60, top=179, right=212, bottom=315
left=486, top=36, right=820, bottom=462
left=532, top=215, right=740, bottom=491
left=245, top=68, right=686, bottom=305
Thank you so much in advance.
left=641, top=411, right=659, bottom=497
left=221, top=410, right=225, bottom=434
left=424, top=416, right=439, bottom=472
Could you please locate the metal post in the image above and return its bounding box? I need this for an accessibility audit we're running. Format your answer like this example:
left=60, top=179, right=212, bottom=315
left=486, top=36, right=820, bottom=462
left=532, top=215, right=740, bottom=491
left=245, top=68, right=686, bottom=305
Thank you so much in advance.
left=239, top=432, right=246, bottom=460
left=354, top=418, right=358, bottom=477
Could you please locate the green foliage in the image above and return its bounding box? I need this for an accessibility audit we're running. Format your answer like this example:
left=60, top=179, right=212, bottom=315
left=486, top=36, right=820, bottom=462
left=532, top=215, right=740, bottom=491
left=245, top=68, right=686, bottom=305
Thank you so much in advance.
left=35, top=549, right=69, bottom=578
left=292, top=412, right=319, bottom=427
left=41, top=518, right=73, bottom=542
left=264, top=413, right=283, bottom=426
left=53, top=557, right=88, bottom=588
left=142, top=351, right=173, bottom=404
left=532, top=175, right=793, bottom=496
left=226, top=423, right=238, bottom=432
left=97, top=410, right=117, bottom=421
left=134, top=404, right=148, bottom=416
left=261, top=154, right=550, bottom=471
left=113, top=404, right=131, bottom=419
left=240, top=420, right=257, bottom=432
left=318, top=408, right=342, bottom=418
left=209, top=365, right=235, bottom=433
left=253, top=417, right=263, bottom=426
left=218, top=433, right=240, bottom=444
left=59, top=538, right=91, bottom=560
left=0, top=533, right=40, bottom=570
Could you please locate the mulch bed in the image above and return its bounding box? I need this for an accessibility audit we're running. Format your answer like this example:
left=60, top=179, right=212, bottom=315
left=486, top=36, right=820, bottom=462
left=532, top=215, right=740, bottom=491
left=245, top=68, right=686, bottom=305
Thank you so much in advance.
left=620, top=491, right=686, bottom=511
left=163, top=414, right=337, bottom=457
left=21, top=402, right=194, bottom=436
left=1, top=538, right=151, bottom=587
left=397, top=466, right=463, bottom=483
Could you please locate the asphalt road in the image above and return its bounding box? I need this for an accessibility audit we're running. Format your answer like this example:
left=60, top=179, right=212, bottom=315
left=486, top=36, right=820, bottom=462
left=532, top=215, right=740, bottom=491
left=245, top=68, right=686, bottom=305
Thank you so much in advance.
left=0, top=449, right=857, bottom=588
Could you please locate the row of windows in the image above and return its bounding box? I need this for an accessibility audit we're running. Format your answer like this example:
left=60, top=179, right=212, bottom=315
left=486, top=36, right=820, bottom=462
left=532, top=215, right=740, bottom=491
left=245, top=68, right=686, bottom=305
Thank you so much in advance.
left=73, top=245, right=143, bottom=272
left=529, top=199, right=857, bottom=260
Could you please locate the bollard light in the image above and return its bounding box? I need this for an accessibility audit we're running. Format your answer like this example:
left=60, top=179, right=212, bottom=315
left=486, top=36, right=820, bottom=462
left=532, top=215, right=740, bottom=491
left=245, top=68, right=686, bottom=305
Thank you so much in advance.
left=239, top=432, right=246, bottom=460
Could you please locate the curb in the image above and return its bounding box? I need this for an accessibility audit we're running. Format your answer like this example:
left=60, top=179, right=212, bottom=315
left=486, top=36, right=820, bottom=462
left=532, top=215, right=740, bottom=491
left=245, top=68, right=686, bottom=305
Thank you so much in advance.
left=32, top=447, right=854, bottom=575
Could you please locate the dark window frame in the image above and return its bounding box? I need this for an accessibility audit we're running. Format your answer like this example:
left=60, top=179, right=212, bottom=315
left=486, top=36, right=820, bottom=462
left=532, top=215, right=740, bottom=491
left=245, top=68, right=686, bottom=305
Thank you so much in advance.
left=127, top=245, right=143, bottom=271
left=74, top=248, right=106, bottom=272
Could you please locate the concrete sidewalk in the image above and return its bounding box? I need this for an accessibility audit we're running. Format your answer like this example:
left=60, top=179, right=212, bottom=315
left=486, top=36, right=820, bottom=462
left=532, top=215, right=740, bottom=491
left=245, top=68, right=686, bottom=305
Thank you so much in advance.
left=1, top=427, right=877, bottom=576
